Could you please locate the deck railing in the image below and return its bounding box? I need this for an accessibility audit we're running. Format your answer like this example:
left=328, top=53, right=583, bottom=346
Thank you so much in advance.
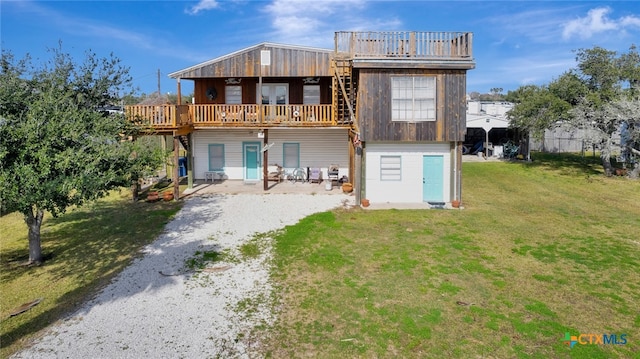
left=126, top=104, right=176, bottom=128
left=335, top=31, right=473, bottom=59
left=126, top=104, right=336, bottom=129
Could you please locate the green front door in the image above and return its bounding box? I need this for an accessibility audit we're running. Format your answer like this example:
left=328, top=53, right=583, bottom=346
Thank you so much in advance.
left=422, top=155, right=444, bottom=202
left=244, top=143, right=260, bottom=180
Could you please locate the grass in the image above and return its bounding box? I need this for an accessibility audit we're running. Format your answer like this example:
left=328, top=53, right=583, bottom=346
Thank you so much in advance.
left=263, top=152, right=640, bottom=358
left=0, top=189, right=182, bottom=358
left=1, top=153, right=638, bottom=358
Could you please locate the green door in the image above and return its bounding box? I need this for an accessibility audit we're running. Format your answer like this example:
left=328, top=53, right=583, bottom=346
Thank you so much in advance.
left=244, top=143, right=260, bottom=180
left=422, top=155, right=444, bottom=202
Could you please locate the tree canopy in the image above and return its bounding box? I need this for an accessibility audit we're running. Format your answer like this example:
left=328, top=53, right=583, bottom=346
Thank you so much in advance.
left=0, top=46, right=164, bottom=264
left=506, top=45, right=640, bottom=176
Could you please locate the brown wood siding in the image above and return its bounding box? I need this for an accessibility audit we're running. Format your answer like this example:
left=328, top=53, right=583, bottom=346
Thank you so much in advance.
left=356, top=69, right=467, bottom=142
left=193, top=77, right=331, bottom=105
left=176, top=45, right=333, bottom=79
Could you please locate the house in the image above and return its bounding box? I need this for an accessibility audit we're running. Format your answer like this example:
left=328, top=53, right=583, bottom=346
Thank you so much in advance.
left=126, top=31, right=475, bottom=206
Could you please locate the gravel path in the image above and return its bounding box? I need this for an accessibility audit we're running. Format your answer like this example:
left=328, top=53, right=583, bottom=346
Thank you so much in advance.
left=13, top=193, right=352, bottom=359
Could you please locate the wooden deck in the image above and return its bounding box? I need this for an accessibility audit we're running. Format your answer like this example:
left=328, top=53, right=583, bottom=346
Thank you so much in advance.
left=126, top=104, right=343, bottom=130
left=334, top=31, right=473, bottom=59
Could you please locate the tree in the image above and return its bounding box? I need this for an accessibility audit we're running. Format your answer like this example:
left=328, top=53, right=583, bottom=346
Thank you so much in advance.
left=490, top=87, right=504, bottom=100
left=568, top=46, right=639, bottom=176
left=505, top=84, right=571, bottom=140
left=507, top=45, right=640, bottom=177
left=126, top=136, right=170, bottom=202
left=0, top=46, right=153, bottom=264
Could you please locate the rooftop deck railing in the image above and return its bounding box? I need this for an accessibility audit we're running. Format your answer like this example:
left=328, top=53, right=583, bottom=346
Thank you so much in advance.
left=335, top=31, right=473, bottom=59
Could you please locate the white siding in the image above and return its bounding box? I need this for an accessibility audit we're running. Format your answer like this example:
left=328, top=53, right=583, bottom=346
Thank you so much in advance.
left=365, top=143, right=451, bottom=204
left=192, top=129, right=349, bottom=180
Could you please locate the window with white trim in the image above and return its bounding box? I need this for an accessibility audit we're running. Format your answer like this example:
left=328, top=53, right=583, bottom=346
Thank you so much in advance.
left=225, top=85, right=242, bottom=104
left=283, top=143, right=300, bottom=168
left=208, top=144, right=225, bottom=171
left=380, top=155, right=401, bottom=181
left=391, top=76, right=436, bottom=121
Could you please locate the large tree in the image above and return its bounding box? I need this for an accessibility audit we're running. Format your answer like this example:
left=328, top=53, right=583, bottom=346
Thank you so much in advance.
left=505, top=84, right=572, bottom=140
left=0, top=46, right=158, bottom=264
left=507, top=45, right=640, bottom=176
left=568, top=46, right=640, bottom=176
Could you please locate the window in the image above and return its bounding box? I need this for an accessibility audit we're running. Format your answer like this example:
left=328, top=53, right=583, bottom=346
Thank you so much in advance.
left=225, top=85, right=242, bottom=104
left=380, top=156, right=401, bottom=181
left=303, top=85, right=320, bottom=104
left=283, top=143, right=300, bottom=168
left=391, top=76, right=436, bottom=122
left=208, top=144, right=225, bottom=171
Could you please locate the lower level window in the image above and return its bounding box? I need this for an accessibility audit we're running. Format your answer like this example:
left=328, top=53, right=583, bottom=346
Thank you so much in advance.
left=283, top=143, right=300, bottom=168
left=208, top=144, right=225, bottom=171
left=380, top=155, right=401, bottom=181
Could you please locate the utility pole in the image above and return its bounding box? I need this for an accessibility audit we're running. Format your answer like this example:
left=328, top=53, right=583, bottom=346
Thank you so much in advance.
left=157, top=69, right=161, bottom=96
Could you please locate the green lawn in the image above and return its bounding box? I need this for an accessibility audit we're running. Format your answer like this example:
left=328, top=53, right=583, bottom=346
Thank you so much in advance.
left=0, top=190, right=182, bottom=358
left=2, top=154, right=638, bottom=358
left=263, top=153, right=640, bottom=358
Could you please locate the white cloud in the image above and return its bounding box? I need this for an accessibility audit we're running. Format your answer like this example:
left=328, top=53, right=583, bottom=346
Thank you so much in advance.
left=186, top=0, right=219, bottom=15
left=620, top=15, right=640, bottom=28
left=562, top=7, right=629, bottom=40
left=260, top=0, right=394, bottom=47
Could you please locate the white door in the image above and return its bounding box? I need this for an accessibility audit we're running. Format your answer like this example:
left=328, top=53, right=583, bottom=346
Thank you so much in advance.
left=260, top=84, right=288, bottom=105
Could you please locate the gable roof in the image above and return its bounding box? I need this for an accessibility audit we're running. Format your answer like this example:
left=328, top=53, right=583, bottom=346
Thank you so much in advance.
left=466, top=113, right=510, bottom=131
left=169, top=42, right=334, bottom=79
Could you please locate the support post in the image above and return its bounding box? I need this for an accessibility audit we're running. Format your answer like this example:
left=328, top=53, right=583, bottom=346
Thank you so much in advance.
left=355, top=144, right=362, bottom=205
left=263, top=129, right=268, bottom=191
left=187, top=133, right=193, bottom=189
left=176, top=78, right=182, bottom=105
left=173, top=136, right=179, bottom=200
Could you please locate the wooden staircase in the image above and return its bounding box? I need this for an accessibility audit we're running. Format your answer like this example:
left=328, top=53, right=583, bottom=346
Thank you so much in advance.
left=332, top=58, right=357, bottom=130
left=177, top=135, right=189, bottom=152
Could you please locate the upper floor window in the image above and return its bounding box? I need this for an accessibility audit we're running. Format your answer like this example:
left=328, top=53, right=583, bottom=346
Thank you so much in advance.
left=226, top=85, right=242, bottom=104
left=303, top=85, right=320, bottom=104
left=391, top=76, right=436, bottom=122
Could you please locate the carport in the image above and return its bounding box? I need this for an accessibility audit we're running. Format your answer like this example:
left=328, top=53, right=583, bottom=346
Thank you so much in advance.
left=465, top=114, right=510, bottom=158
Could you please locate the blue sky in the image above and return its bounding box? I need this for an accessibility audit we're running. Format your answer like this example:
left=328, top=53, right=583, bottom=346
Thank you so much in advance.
left=2, top=0, right=639, bottom=97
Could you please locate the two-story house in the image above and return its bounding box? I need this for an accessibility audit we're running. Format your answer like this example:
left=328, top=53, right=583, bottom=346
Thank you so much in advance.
left=126, top=31, right=475, bottom=207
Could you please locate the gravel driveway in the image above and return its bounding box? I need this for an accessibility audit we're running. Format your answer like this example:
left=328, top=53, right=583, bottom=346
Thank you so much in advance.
left=13, top=193, right=352, bottom=358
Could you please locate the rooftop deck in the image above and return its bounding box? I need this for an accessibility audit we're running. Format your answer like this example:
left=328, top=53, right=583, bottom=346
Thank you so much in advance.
left=335, top=31, right=473, bottom=59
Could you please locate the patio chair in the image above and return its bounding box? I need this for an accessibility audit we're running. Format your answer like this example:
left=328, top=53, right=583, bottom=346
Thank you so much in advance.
left=267, top=164, right=284, bottom=182
left=327, top=164, right=339, bottom=183
left=308, top=167, right=323, bottom=184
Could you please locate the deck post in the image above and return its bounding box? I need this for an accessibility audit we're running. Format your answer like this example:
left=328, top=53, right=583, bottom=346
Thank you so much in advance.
left=173, top=136, right=179, bottom=200
left=355, top=144, right=362, bottom=205
left=263, top=129, right=268, bottom=191
left=177, top=78, right=182, bottom=105
left=187, top=133, right=193, bottom=189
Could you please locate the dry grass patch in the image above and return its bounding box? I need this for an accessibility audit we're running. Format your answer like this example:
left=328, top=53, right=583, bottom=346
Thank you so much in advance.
left=0, top=190, right=182, bottom=358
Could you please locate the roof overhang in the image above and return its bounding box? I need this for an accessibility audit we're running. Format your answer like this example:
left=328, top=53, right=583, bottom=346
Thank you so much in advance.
left=352, top=58, right=476, bottom=70
left=466, top=114, right=510, bottom=132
